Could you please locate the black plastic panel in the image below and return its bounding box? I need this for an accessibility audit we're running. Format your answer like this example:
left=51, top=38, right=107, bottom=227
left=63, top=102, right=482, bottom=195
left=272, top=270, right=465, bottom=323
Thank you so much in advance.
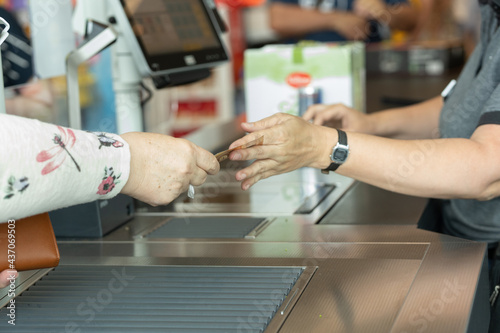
left=145, top=217, right=265, bottom=239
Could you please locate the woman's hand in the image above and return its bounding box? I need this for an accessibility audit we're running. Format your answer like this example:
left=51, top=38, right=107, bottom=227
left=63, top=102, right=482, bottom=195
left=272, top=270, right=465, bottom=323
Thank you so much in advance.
left=121, top=132, right=220, bottom=206
left=229, top=113, right=336, bottom=190
left=303, top=103, right=374, bottom=133
left=0, top=270, right=17, bottom=289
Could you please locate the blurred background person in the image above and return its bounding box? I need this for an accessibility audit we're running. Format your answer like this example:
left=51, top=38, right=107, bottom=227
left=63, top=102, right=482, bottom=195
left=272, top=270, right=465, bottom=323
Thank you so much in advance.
left=399, top=0, right=480, bottom=55
left=269, top=0, right=419, bottom=43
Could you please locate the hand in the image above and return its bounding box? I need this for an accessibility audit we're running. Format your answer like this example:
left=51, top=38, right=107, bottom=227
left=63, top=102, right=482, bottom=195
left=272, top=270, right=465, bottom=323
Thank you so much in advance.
left=229, top=113, right=336, bottom=190
left=0, top=270, right=17, bottom=289
left=120, top=132, right=220, bottom=206
left=354, top=0, right=388, bottom=21
left=303, top=103, right=373, bottom=133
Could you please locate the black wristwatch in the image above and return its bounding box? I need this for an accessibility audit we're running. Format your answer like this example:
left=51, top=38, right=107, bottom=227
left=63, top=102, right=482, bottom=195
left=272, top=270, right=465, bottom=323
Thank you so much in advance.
left=321, top=129, right=349, bottom=174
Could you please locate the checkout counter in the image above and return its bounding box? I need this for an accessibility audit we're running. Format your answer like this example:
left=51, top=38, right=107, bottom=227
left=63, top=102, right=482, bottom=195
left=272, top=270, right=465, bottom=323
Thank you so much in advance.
left=0, top=1, right=490, bottom=332
left=0, top=119, right=489, bottom=333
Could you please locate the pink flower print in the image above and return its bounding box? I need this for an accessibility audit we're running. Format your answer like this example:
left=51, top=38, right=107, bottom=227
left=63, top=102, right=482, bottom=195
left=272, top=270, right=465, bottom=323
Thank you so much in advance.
left=97, top=176, right=116, bottom=195
left=36, top=126, right=81, bottom=175
left=97, top=167, right=121, bottom=196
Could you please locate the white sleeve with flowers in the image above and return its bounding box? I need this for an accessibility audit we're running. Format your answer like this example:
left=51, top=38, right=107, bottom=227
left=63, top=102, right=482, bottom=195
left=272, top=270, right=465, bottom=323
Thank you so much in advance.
left=0, top=114, right=131, bottom=221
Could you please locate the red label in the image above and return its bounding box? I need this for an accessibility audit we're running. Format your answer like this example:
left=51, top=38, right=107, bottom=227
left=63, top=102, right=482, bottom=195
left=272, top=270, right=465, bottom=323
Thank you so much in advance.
left=286, top=72, right=312, bottom=88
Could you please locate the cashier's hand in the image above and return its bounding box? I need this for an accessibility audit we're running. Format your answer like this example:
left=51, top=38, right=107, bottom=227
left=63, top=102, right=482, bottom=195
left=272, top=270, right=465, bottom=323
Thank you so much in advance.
left=120, top=132, right=219, bottom=206
left=303, top=103, right=373, bottom=133
left=354, top=0, right=388, bottom=21
left=0, top=270, right=17, bottom=289
left=229, top=114, right=334, bottom=190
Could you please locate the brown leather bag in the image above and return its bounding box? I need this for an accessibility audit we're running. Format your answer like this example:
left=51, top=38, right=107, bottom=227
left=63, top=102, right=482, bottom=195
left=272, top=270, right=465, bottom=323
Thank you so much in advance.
left=0, top=213, right=60, bottom=271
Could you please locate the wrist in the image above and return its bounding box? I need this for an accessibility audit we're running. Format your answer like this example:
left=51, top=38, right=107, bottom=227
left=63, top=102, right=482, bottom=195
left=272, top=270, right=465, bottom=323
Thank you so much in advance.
left=119, top=132, right=142, bottom=197
left=312, top=127, right=339, bottom=169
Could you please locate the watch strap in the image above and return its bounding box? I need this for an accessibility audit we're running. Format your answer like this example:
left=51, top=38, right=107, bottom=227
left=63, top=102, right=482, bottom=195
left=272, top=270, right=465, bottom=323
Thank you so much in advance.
left=337, top=128, right=347, bottom=146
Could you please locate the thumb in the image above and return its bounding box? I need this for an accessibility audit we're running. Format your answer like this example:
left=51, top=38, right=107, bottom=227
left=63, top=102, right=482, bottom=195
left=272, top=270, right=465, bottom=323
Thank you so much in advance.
left=0, top=270, right=17, bottom=288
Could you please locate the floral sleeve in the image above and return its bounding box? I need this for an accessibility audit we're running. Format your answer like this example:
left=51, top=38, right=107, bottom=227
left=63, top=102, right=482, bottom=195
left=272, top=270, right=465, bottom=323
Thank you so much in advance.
left=0, top=114, right=131, bottom=221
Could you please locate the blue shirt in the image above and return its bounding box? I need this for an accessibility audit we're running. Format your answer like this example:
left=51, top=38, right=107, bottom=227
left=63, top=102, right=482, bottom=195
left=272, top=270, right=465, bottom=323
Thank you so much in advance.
left=271, top=0, right=408, bottom=43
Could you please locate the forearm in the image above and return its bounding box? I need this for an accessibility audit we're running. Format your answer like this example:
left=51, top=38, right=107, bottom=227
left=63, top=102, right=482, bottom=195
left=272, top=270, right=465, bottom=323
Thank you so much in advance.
left=324, top=126, right=500, bottom=200
left=269, top=3, right=332, bottom=37
left=329, top=12, right=369, bottom=40
left=269, top=3, right=367, bottom=40
left=367, top=96, right=443, bottom=140
left=0, top=114, right=130, bottom=221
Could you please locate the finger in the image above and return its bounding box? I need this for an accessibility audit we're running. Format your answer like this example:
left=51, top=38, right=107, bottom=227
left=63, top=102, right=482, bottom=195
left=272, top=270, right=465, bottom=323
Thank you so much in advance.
left=303, top=104, right=326, bottom=121
left=0, top=270, right=17, bottom=289
left=228, top=128, right=274, bottom=150
left=194, top=146, right=220, bottom=175
left=190, top=167, right=208, bottom=186
left=229, top=134, right=257, bottom=151
left=230, top=144, right=281, bottom=162
left=316, top=105, right=346, bottom=125
left=230, top=114, right=295, bottom=149
left=240, top=113, right=291, bottom=133
left=235, top=159, right=278, bottom=183
left=314, top=112, right=340, bottom=127
left=313, top=113, right=327, bottom=126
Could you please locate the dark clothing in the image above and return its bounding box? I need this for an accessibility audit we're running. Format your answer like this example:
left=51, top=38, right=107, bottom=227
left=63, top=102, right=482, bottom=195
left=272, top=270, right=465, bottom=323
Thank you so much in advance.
left=416, top=4, right=500, bottom=331
left=437, top=4, right=500, bottom=244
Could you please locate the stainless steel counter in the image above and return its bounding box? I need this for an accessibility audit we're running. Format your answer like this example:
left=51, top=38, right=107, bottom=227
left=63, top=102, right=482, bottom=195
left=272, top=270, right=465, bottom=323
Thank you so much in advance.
left=321, top=182, right=428, bottom=225
left=1, top=224, right=488, bottom=333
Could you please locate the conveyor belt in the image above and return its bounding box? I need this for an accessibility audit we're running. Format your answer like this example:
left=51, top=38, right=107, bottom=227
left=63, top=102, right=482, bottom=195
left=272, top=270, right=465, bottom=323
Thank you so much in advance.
left=144, top=217, right=266, bottom=239
left=0, top=265, right=303, bottom=332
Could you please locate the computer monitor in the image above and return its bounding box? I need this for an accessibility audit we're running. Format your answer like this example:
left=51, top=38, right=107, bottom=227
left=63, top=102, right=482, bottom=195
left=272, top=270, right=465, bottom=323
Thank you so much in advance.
left=110, top=0, right=229, bottom=79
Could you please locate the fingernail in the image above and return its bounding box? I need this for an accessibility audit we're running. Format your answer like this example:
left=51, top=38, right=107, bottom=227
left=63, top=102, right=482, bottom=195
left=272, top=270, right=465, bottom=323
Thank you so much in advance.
left=232, top=152, right=241, bottom=160
left=238, top=173, right=247, bottom=181
left=245, top=122, right=254, bottom=127
left=244, top=184, right=251, bottom=190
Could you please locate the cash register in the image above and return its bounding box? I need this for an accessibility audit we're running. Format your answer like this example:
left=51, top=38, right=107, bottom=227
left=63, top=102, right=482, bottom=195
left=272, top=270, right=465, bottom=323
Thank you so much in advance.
left=49, top=0, right=229, bottom=237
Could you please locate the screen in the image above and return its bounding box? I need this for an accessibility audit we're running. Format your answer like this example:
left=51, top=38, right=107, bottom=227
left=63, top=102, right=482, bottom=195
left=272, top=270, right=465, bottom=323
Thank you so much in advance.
left=122, top=0, right=226, bottom=73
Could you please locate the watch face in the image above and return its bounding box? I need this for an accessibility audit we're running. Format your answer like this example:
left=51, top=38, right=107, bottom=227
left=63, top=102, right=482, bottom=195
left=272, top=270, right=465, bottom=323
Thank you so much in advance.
left=333, top=148, right=348, bottom=163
